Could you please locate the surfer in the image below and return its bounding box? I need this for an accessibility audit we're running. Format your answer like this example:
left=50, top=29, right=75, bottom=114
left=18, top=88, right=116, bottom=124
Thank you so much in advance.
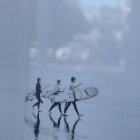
left=48, top=79, right=63, bottom=115
left=32, top=78, right=43, bottom=111
left=63, top=77, right=82, bottom=117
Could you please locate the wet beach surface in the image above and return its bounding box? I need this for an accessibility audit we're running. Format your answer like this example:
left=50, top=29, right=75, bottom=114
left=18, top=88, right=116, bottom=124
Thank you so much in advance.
left=0, top=90, right=25, bottom=140
left=24, top=91, right=140, bottom=140
left=1, top=88, right=140, bottom=140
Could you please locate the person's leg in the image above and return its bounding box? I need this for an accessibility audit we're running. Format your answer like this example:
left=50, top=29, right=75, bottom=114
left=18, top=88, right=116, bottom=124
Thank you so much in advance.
left=38, top=93, right=43, bottom=103
left=58, top=103, right=62, bottom=113
left=40, top=99, right=43, bottom=103
left=49, top=102, right=58, bottom=111
left=33, top=102, right=38, bottom=108
left=72, top=101, right=79, bottom=116
left=32, top=94, right=40, bottom=110
left=64, top=102, right=71, bottom=114
left=65, top=102, right=68, bottom=107
left=37, top=101, right=40, bottom=110
left=37, top=96, right=41, bottom=110
left=64, top=102, right=67, bottom=113
left=65, top=102, right=68, bottom=108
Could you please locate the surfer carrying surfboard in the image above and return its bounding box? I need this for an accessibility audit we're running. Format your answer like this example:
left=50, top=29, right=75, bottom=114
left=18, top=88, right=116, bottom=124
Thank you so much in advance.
left=32, top=78, right=43, bottom=111
left=48, top=79, right=63, bottom=115
left=63, top=77, right=83, bottom=117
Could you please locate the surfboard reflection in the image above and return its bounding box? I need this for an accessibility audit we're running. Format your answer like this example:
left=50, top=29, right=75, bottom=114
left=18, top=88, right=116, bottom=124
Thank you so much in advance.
left=33, top=112, right=40, bottom=140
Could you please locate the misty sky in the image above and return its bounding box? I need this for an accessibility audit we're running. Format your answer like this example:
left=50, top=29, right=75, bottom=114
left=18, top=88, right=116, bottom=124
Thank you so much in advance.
left=37, top=0, right=126, bottom=76
left=0, top=0, right=139, bottom=93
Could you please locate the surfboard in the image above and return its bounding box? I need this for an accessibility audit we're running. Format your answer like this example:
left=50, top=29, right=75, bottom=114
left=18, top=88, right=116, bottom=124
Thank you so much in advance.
left=25, top=86, right=50, bottom=103
left=25, top=90, right=36, bottom=103
left=44, top=87, right=99, bottom=103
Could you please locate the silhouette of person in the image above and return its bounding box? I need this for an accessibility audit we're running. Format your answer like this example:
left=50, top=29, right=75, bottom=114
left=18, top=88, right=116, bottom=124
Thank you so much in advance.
left=32, top=78, right=43, bottom=111
left=64, top=77, right=82, bottom=117
left=64, top=116, right=80, bottom=140
left=34, top=112, right=40, bottom=140
left=48, top=80, right=63, bottom=115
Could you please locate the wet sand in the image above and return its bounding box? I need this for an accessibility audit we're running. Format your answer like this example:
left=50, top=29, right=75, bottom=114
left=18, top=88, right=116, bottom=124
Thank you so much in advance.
left=23, top=94, right=140, bottom=140
left=0, top=91, right=25, bottom=140
left=0, top=89, right=140, bottom=140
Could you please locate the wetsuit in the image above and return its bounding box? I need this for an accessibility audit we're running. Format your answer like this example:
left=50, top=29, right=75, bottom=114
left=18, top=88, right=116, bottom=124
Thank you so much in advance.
left=36, top=82, right=42, bottom=103
left=64, top=82, right=80, bottom=116
left=33, top=81, right=43, bottom=110
left=49, top=84, right=62, bottom=113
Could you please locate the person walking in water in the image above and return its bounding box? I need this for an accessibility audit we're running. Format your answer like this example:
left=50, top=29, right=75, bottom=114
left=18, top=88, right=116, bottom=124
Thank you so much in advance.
left=32, top=78, right=43, bottom=111
left=64, top=77, right=82, bottom=117
left=48, top=79, right=64, bottom=115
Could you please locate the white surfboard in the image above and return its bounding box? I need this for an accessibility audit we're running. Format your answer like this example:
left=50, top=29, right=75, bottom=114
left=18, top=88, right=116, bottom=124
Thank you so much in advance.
left=44, top=87, right=99, bottom=103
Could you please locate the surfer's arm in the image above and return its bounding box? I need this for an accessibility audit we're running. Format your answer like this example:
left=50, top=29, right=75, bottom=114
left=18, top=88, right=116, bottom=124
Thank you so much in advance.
left=74, top=83, right=82, bottom=88
left=54, top=87, right=65, bottom=95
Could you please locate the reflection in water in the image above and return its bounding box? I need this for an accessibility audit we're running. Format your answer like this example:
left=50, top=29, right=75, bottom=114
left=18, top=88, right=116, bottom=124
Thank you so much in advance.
left=71, top=118, right=80, bottom=140
left=48, top=114, right=81, bottom=140
left=49, top=114, right=62, bottom=130
left=25, top=112, right=81, bottom=140
left=64, top=117, right=80, bottom=140
left=48, top=115, right=62, bottom=140
left=33, top=112, right=40, bottom=140
left=64, top=117, right=70, bottom=133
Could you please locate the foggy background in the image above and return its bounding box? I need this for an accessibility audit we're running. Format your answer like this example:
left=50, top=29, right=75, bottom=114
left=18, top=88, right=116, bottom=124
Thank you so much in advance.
left=0, top=0, right=140, bottom=140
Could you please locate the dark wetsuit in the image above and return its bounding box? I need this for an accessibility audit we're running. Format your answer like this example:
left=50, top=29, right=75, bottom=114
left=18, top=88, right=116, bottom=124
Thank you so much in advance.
left=36, top=82, right=42, bottom=103
left=33, top=81, right=43, bottom=110
left=64, top=83, right=80, bottom=116
left=49, top=84, right=62, bottom=113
